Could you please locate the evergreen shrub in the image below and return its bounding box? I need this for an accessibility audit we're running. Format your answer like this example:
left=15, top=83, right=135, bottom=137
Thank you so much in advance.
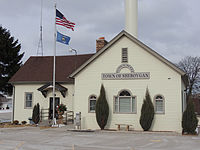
left=95, top=84, right=109, bottom=130
left=140, top=88, right=154, bottom=131
left=182, top=97, right=198, bottom=134
left=32, top=103, right=40, bottom=124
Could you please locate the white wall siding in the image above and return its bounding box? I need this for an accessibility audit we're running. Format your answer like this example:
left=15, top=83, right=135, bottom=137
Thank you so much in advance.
left=74, top=36, right=183, bottom=133
left=14, top=84, right=74, bottom=122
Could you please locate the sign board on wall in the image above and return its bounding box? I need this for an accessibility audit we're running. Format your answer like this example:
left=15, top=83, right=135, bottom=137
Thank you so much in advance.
left=102, top=64, right=150, bottom=80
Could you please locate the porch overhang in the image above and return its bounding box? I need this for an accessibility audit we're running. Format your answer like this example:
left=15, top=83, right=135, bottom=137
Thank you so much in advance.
left=37, top=82, right=68, bottom=98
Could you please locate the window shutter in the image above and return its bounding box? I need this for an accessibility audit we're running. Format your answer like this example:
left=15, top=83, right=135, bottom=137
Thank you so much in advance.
left=122, top=48, right=128, bottom=63
left=132, top=97, right=135, bottom=112
left=114, top=96, right=119, bottom=112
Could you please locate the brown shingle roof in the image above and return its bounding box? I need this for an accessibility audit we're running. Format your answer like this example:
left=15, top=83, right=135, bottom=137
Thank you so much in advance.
left=9, top=54, right=94, bottom=83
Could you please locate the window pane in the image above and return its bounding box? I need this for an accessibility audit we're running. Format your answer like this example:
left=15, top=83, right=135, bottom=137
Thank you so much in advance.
left=26, top=101, right=32, bottom=108
left=90, top=96, right=96, bottom=99
left=26, top=93, right=32, bottom=101
left=119, top=90, right=131, bottom=96
left=90, top=100, right=96, bottom=111
left=119, top=97, right=131, bottom=112
left=156, top=100, right=163, bottom=112
left=156, top=96, right=162, bottom=99
left=25, top=93, right=32, bottom=108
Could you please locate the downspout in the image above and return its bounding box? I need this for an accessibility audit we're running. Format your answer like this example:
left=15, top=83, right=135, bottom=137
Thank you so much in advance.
left=11, top=85, right=15, bottom=122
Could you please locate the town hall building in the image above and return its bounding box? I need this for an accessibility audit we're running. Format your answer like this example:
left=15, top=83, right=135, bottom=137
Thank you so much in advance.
left=9, top=0, right=187, bottom=133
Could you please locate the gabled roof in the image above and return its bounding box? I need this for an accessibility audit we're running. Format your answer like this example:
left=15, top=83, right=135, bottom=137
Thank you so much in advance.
left=70, top=30, right=185, bottom=78
left=9, top=54, right=94, bottom=84
left=37, top=82, right=68, bottom=98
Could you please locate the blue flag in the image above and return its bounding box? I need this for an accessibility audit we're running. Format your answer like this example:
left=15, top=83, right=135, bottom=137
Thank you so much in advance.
left=56, top=31, right=71, bottom=45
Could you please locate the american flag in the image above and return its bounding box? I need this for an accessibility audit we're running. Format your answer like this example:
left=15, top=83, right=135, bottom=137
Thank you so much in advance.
left=56, top=9, right=75, bottom=31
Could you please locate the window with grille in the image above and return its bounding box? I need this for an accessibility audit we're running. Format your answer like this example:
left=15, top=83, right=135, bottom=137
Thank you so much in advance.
left=25, top=92, right=33, bottom=108
left=155, top=95, right=164, bottom=113
left=122, top=48, right=128, bottom=63
left=89, top=95, right=97, bottom=112
left=114, top=90, right=136, bottom=113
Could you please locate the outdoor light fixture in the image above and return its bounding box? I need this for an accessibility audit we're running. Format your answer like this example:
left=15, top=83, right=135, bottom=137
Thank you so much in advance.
left=69, top=47, right=77, bottom=69
left=69, top=47, right=77, bottom=56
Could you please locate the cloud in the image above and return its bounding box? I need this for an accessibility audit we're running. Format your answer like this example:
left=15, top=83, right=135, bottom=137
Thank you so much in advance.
left=139, top=0, right=200, bottom=62
left=0, top=0, right=200, bottom=63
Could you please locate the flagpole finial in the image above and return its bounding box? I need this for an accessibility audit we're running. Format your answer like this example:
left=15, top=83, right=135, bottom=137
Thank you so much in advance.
left=54, top=0, right=57, bottom=8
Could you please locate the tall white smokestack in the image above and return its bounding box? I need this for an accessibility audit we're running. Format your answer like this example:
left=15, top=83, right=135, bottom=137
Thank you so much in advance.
left=125, top=0, right=138, bottom=38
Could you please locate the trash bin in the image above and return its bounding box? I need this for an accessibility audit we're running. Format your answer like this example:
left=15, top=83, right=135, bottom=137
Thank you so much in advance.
left=28, top=117, right=34, bottom=124
left=75, top=112, right=81, bottom=129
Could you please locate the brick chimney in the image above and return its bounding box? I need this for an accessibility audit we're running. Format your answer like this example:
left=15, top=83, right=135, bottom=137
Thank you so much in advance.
left=96, top=37, right=108, bottom=52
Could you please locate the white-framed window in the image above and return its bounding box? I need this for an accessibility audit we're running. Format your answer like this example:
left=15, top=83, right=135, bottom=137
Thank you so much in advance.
left=154, top=95, right=165, bottom=114
left=25, top=92, right=33, bottom=108
left=114, top=90, right=136, bottom=113
left=89, top=95, right=97, bottom=113
left=122, top=48, right=128, bottom=63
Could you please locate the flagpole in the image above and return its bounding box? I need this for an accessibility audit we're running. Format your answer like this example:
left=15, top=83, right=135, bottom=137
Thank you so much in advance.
left=52, top=2, right=57, bottom=125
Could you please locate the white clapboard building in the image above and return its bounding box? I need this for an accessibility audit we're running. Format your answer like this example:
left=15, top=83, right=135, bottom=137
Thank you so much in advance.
left=9, top=0, right=187, bottom=133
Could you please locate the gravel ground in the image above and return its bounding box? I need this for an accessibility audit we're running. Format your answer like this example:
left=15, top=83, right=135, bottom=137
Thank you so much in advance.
left=0, top=126, right=200, bottom=150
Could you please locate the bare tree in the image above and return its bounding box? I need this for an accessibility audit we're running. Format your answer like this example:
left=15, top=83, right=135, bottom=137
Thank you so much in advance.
left=177, top=56, right=200, bottom=98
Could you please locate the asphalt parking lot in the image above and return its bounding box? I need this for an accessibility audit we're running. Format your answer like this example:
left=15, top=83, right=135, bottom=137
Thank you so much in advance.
left=0, top=126, right=200, bottom=150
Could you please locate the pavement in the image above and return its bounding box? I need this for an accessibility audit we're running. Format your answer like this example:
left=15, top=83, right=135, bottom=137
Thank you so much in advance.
left=0, top=126, right=200, bottom=150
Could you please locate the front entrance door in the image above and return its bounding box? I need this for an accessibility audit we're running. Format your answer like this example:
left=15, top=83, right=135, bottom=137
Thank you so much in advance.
left=49, top=97, right=60, bottom=119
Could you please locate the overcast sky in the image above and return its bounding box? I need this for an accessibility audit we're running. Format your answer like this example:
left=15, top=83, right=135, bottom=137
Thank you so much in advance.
left=0, top=0, right=200, bottom=63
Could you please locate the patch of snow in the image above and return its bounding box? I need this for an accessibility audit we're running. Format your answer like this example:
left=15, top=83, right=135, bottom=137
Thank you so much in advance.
left=0, top=110, right=12, bottom=113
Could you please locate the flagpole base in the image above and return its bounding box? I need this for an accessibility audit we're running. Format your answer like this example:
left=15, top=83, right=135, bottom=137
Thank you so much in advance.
left=51, top=118, right=57, bottom=127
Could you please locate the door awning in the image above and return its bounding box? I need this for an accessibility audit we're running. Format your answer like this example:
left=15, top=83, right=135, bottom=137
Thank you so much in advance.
left=37, top=82, right=68, bottom=98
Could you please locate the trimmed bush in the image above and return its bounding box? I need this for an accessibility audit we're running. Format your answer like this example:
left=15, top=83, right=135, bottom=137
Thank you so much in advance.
left=32, top=103, right=40, bottom=124
left=13, top=120, right=19, bottom=125
left=95, top=84, right=109, bottom=130
left=140, top=88, right=154, bottom=131
left=21, top=121, right=27, bottom=125
left=182, top=97, right=198, bottom=134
